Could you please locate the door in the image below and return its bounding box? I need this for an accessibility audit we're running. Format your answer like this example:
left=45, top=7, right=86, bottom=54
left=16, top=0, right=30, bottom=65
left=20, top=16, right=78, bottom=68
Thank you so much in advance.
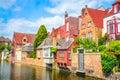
left=78, top=49, right=84, bottom=71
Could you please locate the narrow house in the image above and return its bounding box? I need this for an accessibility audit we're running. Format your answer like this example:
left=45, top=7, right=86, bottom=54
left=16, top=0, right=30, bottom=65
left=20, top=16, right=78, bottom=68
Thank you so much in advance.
left=22, top=43, right=33, bottom=60
left=12, top=32, right=35, bottom=62
left=56, top=38, right=74, bottom=71
left=79, top=5, right=107, bottom=43
left=37, top=37, right=54, bottom=67
left=103, top=0, right=120, bottom=41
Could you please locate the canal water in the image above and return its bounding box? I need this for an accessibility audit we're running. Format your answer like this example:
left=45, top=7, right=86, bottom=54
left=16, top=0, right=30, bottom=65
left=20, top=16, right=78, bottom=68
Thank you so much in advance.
left=0, top=61, right=100, bottom=80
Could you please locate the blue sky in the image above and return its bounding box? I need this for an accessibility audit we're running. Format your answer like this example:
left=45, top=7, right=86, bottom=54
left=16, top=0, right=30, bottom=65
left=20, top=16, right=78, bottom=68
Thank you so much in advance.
left=0, top=0, right=115, bottom=39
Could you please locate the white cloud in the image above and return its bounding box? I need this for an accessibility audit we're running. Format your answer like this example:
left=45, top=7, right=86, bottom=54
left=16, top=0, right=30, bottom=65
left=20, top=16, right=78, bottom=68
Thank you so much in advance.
left=0, top=16, right=63, bottom=39
left=45, top=0, right=115, bottom=16
left=0, top=0, right=16, bottom=9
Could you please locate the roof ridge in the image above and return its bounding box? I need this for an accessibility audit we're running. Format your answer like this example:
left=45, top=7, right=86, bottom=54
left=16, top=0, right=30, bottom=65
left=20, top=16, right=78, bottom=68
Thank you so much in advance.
left=14, top=32, right=35, bottom=35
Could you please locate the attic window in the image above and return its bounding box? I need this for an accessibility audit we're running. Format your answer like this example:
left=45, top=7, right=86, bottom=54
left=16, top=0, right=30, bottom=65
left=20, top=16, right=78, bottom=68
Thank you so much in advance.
left=23, top=39, right=26, bottom=42
left=85, top=13, right=87, bottom=15
left=82, top=24, right=86, bottom=29
left=114, top=5, right=117, bottom=13
left=88, top=21, right=92, bottom=27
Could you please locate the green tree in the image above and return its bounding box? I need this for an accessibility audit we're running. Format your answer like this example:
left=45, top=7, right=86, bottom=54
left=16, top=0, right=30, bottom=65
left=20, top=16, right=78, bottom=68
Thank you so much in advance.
left=34, top=25, right=48, bottom=51
left=108, top=40, right=120, bottom=54
left=0, top=43, right=6, bottom=53
left=6, top=45, right=12, bottom=51
left=98, top=35, right=106, bottom=46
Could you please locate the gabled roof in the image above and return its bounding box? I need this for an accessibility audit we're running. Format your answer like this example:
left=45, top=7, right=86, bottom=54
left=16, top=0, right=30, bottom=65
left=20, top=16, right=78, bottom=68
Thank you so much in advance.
left=105, top=9, right=114, bottom=17
left=22, top=43, right=33, bottom=52
left=87, top=8, right=107, bottom=28
left=51, top=27, right=61, bottom=37
left=0, top=36, right=11, bottom=43
left=58, top=38, right=74, bottom=49
left=57, top=38, right=65, bottom=46
left=13, top=32, right=35, bottom=45
left=37, top=37, right=53, bottom=49
left=112, top=0, right=120, bottom=5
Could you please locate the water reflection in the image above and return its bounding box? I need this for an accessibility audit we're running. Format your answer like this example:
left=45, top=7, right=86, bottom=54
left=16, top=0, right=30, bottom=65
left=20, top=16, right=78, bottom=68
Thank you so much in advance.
left=0, top=61, right=100, bottom=80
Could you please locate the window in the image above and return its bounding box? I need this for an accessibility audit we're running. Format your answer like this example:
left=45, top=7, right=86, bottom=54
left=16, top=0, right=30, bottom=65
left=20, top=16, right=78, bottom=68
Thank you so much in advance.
left=60, top=51, right=64, bottom=58
left=66, top=22, right=69, bottom=31
left=88, top=21, right=92, bottom=27
left=38, top=50, right=40, bottom=58
left=66, top=36, right=69, bottom=41
left=88, top=32, right=92, bottom=40
left=82, top=24, right=86, bottom=29
left=118, top=23, right=120, bottom=32
left=111, top=24, right=114, bottom=33
left=114, top=5, right=117, bottom=13
left=44, top=48, right=49, bottom=57
left=108, top=25, right=110, bottom=34
left=82, top=34, right=86, bottom=39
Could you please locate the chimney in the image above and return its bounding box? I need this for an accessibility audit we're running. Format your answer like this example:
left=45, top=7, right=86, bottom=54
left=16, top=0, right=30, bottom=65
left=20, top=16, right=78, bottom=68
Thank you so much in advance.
left=65, top=11, right=68, bottom=18
left=85, top=5, right=87, bottom=8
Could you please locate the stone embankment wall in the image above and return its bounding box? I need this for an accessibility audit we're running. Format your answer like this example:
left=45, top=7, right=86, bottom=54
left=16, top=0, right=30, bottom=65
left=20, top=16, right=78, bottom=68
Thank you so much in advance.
left=71, top=53, right=103, bottom=78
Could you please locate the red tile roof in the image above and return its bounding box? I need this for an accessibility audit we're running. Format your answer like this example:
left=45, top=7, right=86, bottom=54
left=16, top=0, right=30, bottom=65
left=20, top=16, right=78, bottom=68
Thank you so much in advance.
left=105, top=9, right=114, bottom=17
left=51, top=27, right=61, bottom=37
left=13, top=32, right=36, bottom=45
left=87, top=8, right=107, bottom=28
left=0, top=36, right=11, bottom=43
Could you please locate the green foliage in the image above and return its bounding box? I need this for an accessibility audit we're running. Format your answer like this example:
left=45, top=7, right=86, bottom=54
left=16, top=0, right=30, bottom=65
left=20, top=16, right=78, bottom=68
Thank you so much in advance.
left=72, top=46, right=81, bottom=53
left=98, top=35, right=106, bottom=46
left=50, top=47, right=57, bottom=54
left=98, top=45, right=106, bottom=52
left=75, top=37, right=82, bottom=46
left=75, top=38, right=97, bottom=52
left=34, top=25, right=47, bottom=51
left=108, top=40, right=120, bottom=54
left=6, top=45, right=12, bottom=51
left=29, top=52, right=36, bottom=59
left=0, top=43, right=6, bottom=53
left=101, top=53, right=118, bottom=73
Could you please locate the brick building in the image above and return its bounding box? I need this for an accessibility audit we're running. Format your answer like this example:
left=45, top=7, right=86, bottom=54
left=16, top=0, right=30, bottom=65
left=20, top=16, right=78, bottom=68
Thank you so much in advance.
left=79, top=5, right=107, bottom=43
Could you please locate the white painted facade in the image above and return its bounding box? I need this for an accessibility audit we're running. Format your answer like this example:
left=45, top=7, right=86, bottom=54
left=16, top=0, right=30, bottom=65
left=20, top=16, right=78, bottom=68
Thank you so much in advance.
left=103, top=12, right=120, bottom=36
left=15, top=48, right=22, bottom=61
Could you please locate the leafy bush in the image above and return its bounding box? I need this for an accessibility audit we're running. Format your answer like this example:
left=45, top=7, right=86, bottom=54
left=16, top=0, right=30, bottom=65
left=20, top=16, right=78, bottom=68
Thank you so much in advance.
left=101, top=53, right=118, bottom=73
left=108, top=40, right=120, bottom=54
left=98, top=45, right=106, bottom=52
left=75, top=38, right=97, bottom=52
left=98, top=35, right=106, bottom=46
left=50, top=47, right=57, bottom=54
left=29, top=52, right=36, bottom=59
left=72, top=46, right=81, bottom=53
left=0, top=43, right=6, bottom=53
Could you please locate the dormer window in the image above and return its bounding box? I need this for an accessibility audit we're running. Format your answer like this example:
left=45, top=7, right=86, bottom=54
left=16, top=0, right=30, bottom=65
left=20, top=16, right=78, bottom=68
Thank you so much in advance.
left=23, top=37, right=27, bottom=45
left=114, top=5, right=117, bottom=13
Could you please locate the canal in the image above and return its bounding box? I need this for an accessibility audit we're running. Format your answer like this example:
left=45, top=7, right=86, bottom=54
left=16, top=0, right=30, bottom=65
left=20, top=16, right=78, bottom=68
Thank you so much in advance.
left=0, top=61, right=100, bottom=80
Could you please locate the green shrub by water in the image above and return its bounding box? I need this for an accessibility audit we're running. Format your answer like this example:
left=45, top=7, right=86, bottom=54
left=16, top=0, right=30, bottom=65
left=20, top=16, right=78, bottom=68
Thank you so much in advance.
left=101, top=52, right=118, bottom=73
left=29, top=52, right=36, bottom=59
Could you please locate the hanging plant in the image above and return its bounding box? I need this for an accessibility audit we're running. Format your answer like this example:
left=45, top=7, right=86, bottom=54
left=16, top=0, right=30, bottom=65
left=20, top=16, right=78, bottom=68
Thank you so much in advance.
left=50, top=47, right=57, bottom=54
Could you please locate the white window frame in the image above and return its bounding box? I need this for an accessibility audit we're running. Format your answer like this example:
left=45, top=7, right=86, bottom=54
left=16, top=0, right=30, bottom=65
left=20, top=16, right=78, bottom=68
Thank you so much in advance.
left=66, top=22, right=69, bottom=31
left=66, top=36, right=69, bottom=41
left=82, top=34, right=86, bottom=39
left=88, top=32, right=92, bottom=40
left=37, top=50, right=40, bottom=58
left=44, top=48, right=50, bottom=57
left=118, top=23, right=120, bottom=32
left=88, top=21, right=92, bottom=27
left=114, top=5, right=117, bottom=13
